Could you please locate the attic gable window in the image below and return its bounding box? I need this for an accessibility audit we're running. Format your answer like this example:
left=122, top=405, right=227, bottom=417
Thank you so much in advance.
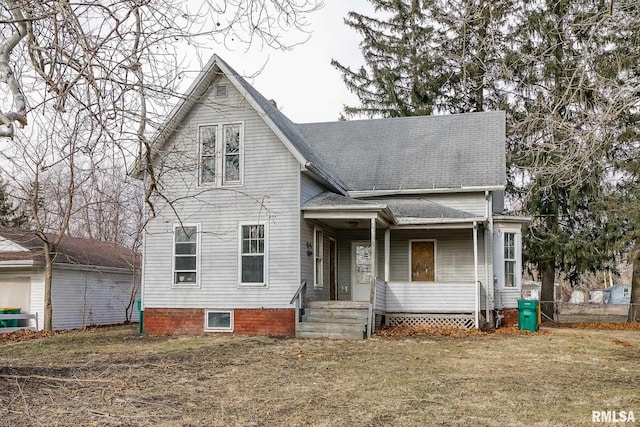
left=200, top=125, right=217, bottom=183
left=215, top=84, right=228, bottom=98
left=198, top=123, right=243, bottom=186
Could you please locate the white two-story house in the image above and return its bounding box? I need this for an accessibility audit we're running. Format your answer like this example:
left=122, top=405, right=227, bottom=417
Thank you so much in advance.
left=140, top=55, right=528, bottom=338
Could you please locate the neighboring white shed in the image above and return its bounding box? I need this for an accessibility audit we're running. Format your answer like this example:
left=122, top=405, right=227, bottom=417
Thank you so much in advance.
left=603, top=284, right=631, bottom=305
left=0, top=226, right=140, bottom=330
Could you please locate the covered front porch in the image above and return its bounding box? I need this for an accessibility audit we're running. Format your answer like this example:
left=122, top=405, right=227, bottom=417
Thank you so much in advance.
left=297, top=193, right=491, bottom=335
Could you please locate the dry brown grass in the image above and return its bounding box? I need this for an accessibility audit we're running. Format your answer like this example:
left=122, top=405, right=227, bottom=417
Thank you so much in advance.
left=0, top=324, right=638, bottom=426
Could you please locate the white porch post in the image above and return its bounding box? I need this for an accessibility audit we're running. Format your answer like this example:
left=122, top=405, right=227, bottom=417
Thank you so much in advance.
left=368, top=217, right=376, bottom=338
left=473, top=221, right=479, bottom=329
left=384, top=228, right=390, bottom=283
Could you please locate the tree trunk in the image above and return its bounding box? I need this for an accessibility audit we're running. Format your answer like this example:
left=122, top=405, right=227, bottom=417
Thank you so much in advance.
left=540, top=259, right=555, bottom=321
left=628, top=239, right=640, bottom=322
left=44, top=243, right=53, bottom=331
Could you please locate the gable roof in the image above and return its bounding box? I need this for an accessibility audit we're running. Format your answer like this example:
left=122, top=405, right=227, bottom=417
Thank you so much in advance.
left=152, top=55, right=506, bottom=194
left=151, top=54, right=347, bottom=194
left=0, top=226, right=139, bottom=270
left=296, top=112, right=506, bottom=192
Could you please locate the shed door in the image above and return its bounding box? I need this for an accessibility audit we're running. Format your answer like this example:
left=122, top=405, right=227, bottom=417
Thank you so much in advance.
left=0, top=277, right=30, bottom=311
left=411, top=241, right=435, bottom=282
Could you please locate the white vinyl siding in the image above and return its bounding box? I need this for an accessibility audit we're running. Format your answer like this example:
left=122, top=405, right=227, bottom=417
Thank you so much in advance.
left=51, top=267, right=139, bottom=330
left=416, top=193, right=487, bottom=216
left=388, top=229, right=486, bottom=283
left=143, top=75, right=300, bottom=310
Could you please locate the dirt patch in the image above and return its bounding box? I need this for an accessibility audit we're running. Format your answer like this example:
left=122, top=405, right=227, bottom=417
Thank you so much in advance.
left=0, top=324, right=638, bottom=426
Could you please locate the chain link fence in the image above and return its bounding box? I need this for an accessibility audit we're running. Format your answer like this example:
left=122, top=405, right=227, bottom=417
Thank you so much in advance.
left=538, top=300, right=640, bottom=323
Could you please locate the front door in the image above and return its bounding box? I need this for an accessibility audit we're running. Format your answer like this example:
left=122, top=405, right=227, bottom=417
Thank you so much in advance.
left=329, top=238, right=337, bottom=300
left=352, top=241, right=372, bottom=301
left=411, top=241, right=435, bottom=281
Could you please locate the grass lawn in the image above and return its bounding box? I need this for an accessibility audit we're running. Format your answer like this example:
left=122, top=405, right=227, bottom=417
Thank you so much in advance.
left=0, top=325, right=638, bottom=426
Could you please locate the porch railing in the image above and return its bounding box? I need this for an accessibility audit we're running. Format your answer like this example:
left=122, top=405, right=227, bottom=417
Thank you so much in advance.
left=290, top=280, right=307, bottom=331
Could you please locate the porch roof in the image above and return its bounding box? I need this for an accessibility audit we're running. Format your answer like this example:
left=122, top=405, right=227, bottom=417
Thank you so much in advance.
left=302, top=192, right=486, bottom=227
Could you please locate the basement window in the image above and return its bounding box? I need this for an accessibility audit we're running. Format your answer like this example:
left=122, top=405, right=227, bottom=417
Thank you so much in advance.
left=205, top=310, right=233, bottom=332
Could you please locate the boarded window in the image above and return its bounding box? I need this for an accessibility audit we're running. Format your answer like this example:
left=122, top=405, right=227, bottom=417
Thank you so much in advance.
left=411, top=241, right=435, bottom=282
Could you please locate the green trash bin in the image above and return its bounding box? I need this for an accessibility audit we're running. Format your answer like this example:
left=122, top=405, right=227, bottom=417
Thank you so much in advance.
left=518, top=299, right=539, bottom=332
left=137, top=299, right=145, bottom=334
left=0, top=308, right=20, bottom=328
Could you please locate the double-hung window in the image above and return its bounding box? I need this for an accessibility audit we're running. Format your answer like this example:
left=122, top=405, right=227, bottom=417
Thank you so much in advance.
left=199, top=123, right=243, bottom=186
left=173, top=225, right=199, bottom=286
left=314, top=228, right=323, bottom=288
left=240, top=223, right=266, bottom=286
left=504, top=232, right=516, bottom=288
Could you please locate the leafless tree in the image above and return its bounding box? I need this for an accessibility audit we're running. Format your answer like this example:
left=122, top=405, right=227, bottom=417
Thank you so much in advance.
left=0, top=0, right=320, bottom=331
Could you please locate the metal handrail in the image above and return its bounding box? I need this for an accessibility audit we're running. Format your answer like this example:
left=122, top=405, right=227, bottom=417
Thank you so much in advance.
left=290, top=279, right=307, bottom=305
left=291, top=280, right=307, bottom=329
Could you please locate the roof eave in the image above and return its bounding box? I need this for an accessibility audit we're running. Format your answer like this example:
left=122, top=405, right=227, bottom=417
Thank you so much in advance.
left=348, top=185, right=506, bottom=198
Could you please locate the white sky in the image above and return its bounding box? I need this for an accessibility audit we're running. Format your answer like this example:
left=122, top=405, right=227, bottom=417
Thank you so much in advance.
left=190, top=1, right=374, bottom=124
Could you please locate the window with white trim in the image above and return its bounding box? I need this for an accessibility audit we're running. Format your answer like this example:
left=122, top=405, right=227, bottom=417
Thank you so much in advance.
left=314, top=228, right=323, bottom=288
left=199, top=123, right=243, bottom=185
left=205, top=310, right=233, bottom=332
left=199, top=126, right=217, bottom=184
left=173, top=225, right=198, bottom=286
left=623, top=287, right=630, bottom=298
left=504, top=232, right=516, bottom=288
left=240, top=224, right=266, bottom=285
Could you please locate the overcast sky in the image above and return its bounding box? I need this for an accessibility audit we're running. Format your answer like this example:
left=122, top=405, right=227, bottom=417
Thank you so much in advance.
left=192, top=1, right=374, bottom=124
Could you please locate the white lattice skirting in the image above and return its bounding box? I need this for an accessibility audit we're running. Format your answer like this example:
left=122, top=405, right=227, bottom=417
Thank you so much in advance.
left=386, top=313, right=476, bottom=330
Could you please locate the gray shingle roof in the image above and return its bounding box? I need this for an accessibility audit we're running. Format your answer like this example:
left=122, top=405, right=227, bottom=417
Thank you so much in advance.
left=302, top=192, right=380, bottom=209
left=381, top=199, right=477, bottom=220
left=214, top=57, right=348, bottom=193
left=303, top=193, right=478, bottom=221
left=0, top=226, right=140, bottom=270
left=296, top=112, right=506, bottom=191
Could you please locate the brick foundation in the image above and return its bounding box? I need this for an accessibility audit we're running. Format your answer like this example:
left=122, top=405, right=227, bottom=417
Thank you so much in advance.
left=234, top=308, right=295, bottom=337
left=143, top=307, right=295, bottom=337
left=144, top=308, right=205, bottom=335
left=499, top=308, right=519, bottom=327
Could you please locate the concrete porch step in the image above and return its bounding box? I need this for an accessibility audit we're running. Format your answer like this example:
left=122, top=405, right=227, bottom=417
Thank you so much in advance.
left=296, top=321, right=366, bottom=340
left=306, top=300, right=369, bottom=309
left=296, top=329, right=365, bottom=340
left=303, top=308, right=369, bottom=323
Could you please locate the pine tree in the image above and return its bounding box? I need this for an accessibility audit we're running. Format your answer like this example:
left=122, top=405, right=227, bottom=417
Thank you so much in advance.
left=0, top=178, right=28, bottom=228
left=507, top=0, right=640, bottom=316
left=332, top=0, right=444, bottom=117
